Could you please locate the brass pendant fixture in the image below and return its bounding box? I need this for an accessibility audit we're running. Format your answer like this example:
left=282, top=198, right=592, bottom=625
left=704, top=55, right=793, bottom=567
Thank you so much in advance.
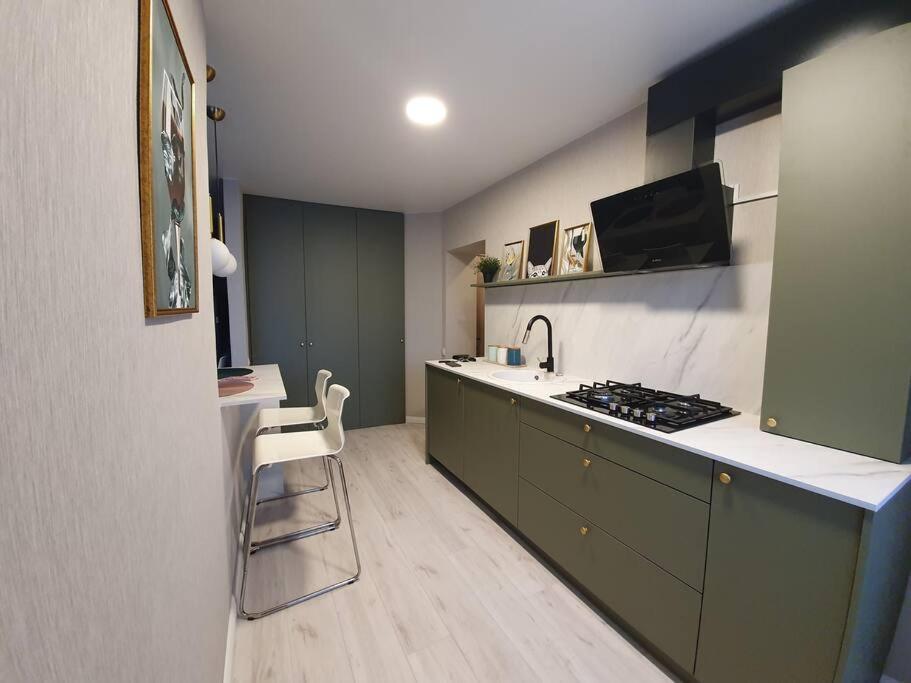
left=207, top=106, right=226, bottom=122
left=206, top=64, right=216, bottom=82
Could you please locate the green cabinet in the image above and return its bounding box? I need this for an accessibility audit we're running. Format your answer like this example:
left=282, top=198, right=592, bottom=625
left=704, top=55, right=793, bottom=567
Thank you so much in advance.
left=426, top=367, right=463, bottom=477
left=761, top=24, right=911, bottom=462
left=463, top=380, right=519, bottom=525
left=518, top=479, right=702, bottom=672
left=519, top=423, right=709, bottom=590
left=695, top=463, right=863, bottom=683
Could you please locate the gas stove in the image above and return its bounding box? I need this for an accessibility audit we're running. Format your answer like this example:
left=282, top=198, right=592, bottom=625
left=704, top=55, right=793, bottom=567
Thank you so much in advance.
left=551, top=380, right=738, bottom=433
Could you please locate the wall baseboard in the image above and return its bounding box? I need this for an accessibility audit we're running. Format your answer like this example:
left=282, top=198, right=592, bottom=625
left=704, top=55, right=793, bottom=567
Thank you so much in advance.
left=405, top=416, right=426, bottom=424
left=223, top=596, right=237, bottom=683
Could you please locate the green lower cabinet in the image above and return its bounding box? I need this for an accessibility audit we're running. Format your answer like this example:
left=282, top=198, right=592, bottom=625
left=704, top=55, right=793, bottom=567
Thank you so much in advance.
left=518, top=478, right=702, bottom=672
left=695, top=463, right=863, bottom=683
left=519, top=423, right=709, bottom=590
left=426, top=368, right=463, bottom=477
left=463, top=380, right=519, bottom=525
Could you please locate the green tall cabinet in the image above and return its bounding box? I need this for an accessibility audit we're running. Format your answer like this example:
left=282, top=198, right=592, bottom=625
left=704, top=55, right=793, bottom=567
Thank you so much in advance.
left=761, top=23, right=911, bottom=462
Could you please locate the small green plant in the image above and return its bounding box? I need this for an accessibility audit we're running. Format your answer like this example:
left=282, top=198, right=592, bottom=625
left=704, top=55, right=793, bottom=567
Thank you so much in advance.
left=475, top=255, right=501, bottom=278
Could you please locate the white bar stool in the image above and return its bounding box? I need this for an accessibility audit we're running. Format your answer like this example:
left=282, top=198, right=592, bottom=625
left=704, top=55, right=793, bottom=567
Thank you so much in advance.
left=239, top=384, right=361, bottom=620
left=255, top=369, right=333, bottom=503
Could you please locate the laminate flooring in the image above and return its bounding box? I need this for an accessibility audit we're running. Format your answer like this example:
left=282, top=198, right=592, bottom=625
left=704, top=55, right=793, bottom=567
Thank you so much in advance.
left=231, top=423, right=676, bottom=682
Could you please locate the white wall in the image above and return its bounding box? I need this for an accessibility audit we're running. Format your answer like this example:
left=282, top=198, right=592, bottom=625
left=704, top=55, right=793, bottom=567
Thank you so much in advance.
left=404, top=213, right=444, bottom=418
left=0, top=2, right=230, bottom=681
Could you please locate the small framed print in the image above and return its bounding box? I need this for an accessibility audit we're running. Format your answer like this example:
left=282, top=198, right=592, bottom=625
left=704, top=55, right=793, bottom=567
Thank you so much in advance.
left=527, top=220, right=559, bottom=279
left=501, top=240, right=526, bottom=281
left=558, top=222, right=592, bottom=275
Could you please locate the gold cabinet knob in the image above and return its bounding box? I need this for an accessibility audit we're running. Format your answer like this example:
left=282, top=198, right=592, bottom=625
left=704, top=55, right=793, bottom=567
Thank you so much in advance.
left=582, top=424, right=592, bottom=433
left=579, top=526, right=589, bottom=536
left=719, top=472, right=732, bottom=485
left=766, top=417, right=778, bottom=428
left=510, top=398, right=517, bottom=406
left=581, top=458, right=592, bottom=468
left=457, top=378, right=461, bottom=384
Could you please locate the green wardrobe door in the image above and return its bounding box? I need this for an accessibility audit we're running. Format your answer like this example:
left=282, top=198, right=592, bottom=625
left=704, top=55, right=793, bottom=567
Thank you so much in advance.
left=303, top=203, right=360, bottom=428
left=426, top=368, right=463, bottom=478
left=462, top=380, right=519, bottom=525
left=243, top=195, right=309, bottom=407
left=761, top=24, right=911, bottom=462
left=356, top=209, right=405, bottom=427
left=695, top=464, right=863, bottom=683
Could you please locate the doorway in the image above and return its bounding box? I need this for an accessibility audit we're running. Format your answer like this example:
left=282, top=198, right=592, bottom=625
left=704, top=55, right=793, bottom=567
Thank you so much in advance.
left=445, top=240, right=485, bottom=357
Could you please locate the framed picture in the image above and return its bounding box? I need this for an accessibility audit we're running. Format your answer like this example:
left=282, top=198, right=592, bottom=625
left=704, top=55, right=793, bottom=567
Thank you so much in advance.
left=138, top=0, right=199, bottom=317
left=558, top=222, right=592, bottom=275
left=501, top=240, right=525, bottom=281
left=527, top=220, right=559, bottom=278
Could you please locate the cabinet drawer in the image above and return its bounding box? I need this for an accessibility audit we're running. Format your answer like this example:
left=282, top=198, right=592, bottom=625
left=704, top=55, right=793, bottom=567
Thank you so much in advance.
left=518, top=479, right=701, bottom=673
left=520, top=423, right=708, bottom=590
left=520, top=399, right=712, bottom=501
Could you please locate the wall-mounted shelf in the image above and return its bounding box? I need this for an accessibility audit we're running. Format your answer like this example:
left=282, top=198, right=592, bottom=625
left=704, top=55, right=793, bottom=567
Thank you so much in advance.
left=472, top=270, right=611, bottom=289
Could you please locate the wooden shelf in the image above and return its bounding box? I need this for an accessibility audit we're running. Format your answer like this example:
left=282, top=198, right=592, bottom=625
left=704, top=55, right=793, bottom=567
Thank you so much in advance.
left=471, top=270, right=609, bottom=289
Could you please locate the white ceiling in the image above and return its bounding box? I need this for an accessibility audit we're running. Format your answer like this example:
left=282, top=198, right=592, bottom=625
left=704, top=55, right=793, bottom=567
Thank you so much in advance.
left=203, top=0, right=798, bottom=213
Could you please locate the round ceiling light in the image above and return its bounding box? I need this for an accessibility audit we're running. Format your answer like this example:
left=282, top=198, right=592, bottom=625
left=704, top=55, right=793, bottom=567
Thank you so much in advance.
left=405, top=96, right=447, bottom=126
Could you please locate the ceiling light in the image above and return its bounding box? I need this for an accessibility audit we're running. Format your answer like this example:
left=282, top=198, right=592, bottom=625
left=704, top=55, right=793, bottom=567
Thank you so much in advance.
left=406, top=96, right=446, bottom=126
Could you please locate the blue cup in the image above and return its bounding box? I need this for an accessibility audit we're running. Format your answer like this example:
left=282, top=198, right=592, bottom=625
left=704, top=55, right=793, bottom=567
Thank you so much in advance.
left=507, top=347, right=522, bottom=366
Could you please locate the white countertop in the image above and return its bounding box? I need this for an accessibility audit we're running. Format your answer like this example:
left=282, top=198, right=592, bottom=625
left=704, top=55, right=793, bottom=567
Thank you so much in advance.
left=218, top=364, right=287, bottom=408
left=426, top=359, right=911, bottom=511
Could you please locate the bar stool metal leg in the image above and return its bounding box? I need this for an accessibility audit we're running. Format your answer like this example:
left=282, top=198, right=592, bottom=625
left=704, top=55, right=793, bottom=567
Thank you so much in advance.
left=250, top=456, right=341, bottom=554
left=238, top=454, right=361, bottom=621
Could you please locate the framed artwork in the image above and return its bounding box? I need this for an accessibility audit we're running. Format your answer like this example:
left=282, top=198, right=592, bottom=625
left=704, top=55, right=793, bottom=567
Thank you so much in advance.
left=558, top=222, right=592, bottom=275
left=527, top=220, right=559, bottom=278
left=501, top=240, right=525, bottom=281
left=138, top=0, right=199, bottom=317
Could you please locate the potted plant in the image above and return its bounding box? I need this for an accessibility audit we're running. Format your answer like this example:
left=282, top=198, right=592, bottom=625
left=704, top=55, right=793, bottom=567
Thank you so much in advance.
left=475, top=255, right=501, bottom=283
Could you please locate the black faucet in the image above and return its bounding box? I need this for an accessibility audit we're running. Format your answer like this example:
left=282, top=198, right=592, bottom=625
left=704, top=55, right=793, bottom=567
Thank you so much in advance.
left=523, top=315, right=555, bottom=373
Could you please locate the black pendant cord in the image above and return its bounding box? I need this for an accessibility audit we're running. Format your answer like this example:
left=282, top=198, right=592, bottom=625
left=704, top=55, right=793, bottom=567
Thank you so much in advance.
left=213, top=120, right=220, bottom=181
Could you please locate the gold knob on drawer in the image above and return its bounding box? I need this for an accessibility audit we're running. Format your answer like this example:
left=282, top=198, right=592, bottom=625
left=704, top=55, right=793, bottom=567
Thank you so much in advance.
left=579, top=526, right=589, bottom=536
left=719, top=472, right=732, bottom=485
left=582, top=424, right=592, bottom=433
left=766, top=417, right=778, bottom=428
left=581, top=458, right=592, bottom=468
left=510, top=398, right=517, bottom=406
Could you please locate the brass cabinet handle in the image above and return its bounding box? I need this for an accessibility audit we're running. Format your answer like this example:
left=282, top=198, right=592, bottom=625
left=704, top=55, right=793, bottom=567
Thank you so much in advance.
left=719, top=472, right=732, bottom=485
left=581, top=458, right=592, bottom=468
left=510, top=398, right=517, bottom=406
left=766, top=417, right=778, bottom=428
left=579, top=526, right=589, bottom=536
left=457, top=378, right=461, bottom=384
left=582, top=424, right=592, bottom=433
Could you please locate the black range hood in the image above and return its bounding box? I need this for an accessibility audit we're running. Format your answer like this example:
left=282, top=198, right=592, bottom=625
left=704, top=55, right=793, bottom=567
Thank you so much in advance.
left=591, top=163, right=733, bottom=277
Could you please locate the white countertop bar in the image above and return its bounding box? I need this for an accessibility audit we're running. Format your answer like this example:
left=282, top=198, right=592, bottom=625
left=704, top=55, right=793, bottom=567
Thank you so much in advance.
left=426, top=359, right=911, bottom=511
left=218, top=364, right=287, bottom=408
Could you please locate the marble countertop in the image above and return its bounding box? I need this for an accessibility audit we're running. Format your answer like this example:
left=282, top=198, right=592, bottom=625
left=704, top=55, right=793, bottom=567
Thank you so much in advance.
left=218, top=364, right=287, bottom=408
left=426, top=359, right=911, bottom=511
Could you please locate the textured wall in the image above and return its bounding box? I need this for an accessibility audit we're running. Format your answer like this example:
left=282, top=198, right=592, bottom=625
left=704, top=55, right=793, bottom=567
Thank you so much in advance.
left=404, top=213, right=444, bottom=417
left=0, top=1, right=230, bottom=681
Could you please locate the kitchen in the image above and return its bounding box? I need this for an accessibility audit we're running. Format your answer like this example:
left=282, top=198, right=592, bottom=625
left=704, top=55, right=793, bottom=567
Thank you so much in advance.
left=3, top=1, right=910, bottom=682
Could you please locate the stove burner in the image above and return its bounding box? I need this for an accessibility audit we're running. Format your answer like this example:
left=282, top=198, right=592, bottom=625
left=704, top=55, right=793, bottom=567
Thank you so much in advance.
left=551, top=380, right=738, bottom=433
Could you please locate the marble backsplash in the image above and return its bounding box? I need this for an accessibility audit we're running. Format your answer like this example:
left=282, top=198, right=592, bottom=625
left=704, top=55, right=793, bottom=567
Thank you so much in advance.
left=486, top=198, right=777, bottom=416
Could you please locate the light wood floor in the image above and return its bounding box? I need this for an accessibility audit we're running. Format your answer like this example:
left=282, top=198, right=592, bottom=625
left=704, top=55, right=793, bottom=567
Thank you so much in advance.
left=232, top=423, right=676, bottom=682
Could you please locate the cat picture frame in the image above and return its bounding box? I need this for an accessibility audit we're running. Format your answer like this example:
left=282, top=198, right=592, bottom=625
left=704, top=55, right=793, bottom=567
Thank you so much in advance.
left=501, top=239, right=526, bottom=281
left=527, top=220, right=559, bottom=279
left=558, top=222, right=592, bottom=275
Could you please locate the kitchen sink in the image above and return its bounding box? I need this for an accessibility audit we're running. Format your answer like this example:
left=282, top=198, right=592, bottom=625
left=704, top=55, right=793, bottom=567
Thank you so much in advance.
left=491, top=369, right=556, bottom=383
